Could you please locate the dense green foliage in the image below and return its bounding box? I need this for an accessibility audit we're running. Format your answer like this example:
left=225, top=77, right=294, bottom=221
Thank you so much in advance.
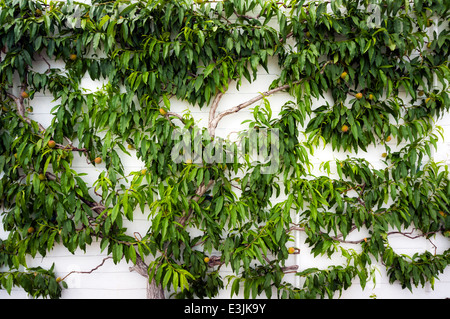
left=0, top=0, right=449, bottom=299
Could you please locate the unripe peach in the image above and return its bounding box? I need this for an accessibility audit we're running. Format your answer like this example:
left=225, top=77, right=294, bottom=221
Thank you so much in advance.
left=341, top=125, right=349, bottom=133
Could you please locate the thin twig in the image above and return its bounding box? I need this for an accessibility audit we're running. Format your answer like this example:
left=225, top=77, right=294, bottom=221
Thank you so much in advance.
left=164, top=111, right=186, bottom=124
left=208, top=82, right=296, bottom=136
left=61, top=256, right=112, bottom=281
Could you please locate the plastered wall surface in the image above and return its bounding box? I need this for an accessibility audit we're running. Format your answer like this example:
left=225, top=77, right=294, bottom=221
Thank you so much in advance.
left=1, top=6, right=449, bottom=299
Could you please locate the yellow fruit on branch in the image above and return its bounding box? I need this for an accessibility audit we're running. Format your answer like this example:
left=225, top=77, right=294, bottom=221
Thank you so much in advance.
left=385, top=136, right=392, bottom=142
left=341, top=125, right=349, bottom=133
left=381, top=153, right=387, bottom=158
left=56, top=277, right=62, bottom=283
left=159, top=108, right=167, bottom=115
left=27, top=226, right=35, bottom=234
left=288, top=247, right=296, bottom=254
left=94, top=157, right=102, bottom=164
left=69, top=53, right=77, bottom=61
left=204, top=257, right=210, bottom=263
left=21, top=91, right=29, bottom=99
left=141, top=169, right=147, bottom=175
left=340, top=71, right=348, bottom=80
left=48, top=140, right=56, bottom=148
left=355, top=92, right=363, bottom=100
left=368, top=94, right=374, bottom=100
left=38, top=173, right=46, bottom=181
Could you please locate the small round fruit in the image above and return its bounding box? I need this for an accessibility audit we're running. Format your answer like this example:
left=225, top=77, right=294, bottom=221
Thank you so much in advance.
left=27, top=227, right=35, bottom=234
left=141, top=169, right=147, bottom=175
left=305, top=31, right=311, bottom=37
left=204, top=257, right=210, bottom=263
left=56, top=277, right=62, bottom=283
left=425, top=97, right=431, bottom=104
left=439, top=211, right=446, bottom=217
left=94, top=157, right=102, bottom=164
left=48, top=140, right=56, bottom=148
left=38, top=173, right=46, bottom=181
left=69, top=53, right=77, bottom=61
left=385, top=136, right=392, bottom=142
left=355, top=92, right=363, bottom=100
left=341, top=125, right=349, bottom=133
left=381, top=153, right=387, bottom=158
left=159, top=108, right=167, bottom=115
left=21, top=91, right=29, bottom=99
left=35, top=9, right=42, bottom=16
left=418, top=90, right=424, bottom=96
left=340, top=71, right=348, bottom=80
left=368, top=94, right=374, bottom=100
left=128, top=144, right=135, bottom=150
left=288, top=247, right=296, bottom=254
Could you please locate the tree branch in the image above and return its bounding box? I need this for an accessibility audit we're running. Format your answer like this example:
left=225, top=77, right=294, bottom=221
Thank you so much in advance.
left=208, top=91, right=225, bottom=136
left=61, top=256, right=112, bottom=281
left=208, top=82, right=297, bottom=137
left=164, top=111, right=186, bottom=124
left=178, top=180, right=215, bottom=227
left=288, top=225, right=441, bottom=248
left=207, top=60, right=333, bottom=137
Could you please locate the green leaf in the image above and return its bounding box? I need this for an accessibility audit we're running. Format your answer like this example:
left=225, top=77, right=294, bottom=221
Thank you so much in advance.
left=215, top=196, right=224, bottom=215
left=112, top=243, right=123, bottom=264
left=162, top=267, right=172, bottom=289
left=110, top=205, right=120, bottom=223
left=5, top=274, right=13, bottom=295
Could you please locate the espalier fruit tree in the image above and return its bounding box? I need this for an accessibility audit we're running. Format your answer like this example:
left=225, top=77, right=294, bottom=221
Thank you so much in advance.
left=1, top=0, right=450, bottom=299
